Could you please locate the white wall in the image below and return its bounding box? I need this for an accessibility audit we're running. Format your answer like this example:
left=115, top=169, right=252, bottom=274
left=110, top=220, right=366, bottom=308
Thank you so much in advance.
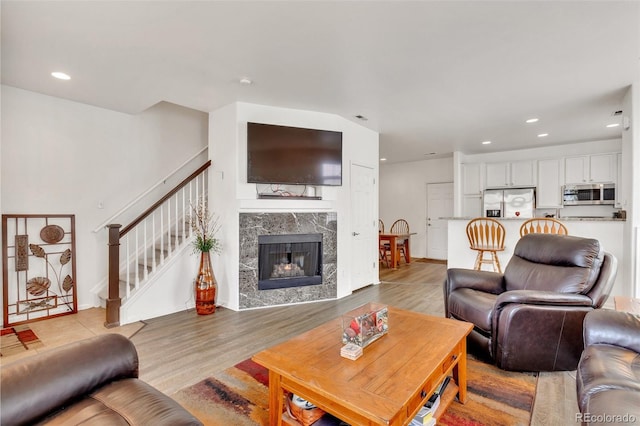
left=622, top=83, right=639, bottom=298
left=209, top=102, right=379, bottom=310
left=1, top=86, right=208, bottom=320
left=379, top=157, right=454, bottom=258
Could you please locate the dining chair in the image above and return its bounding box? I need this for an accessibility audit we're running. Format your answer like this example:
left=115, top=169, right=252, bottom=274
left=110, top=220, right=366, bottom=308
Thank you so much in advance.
left=390, top=219, right=410, bottom=264
left=465, top=218, right=506, bottom=273
left=519, top=217, right=568, bottom=237
left=378, top=219, right=390, bottom=267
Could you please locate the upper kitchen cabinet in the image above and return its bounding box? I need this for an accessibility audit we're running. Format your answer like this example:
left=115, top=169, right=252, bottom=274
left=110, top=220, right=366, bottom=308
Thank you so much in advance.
left=485, top=160, right=536, bottom=188
left=565, top=153, right=617, bottom=184
left=537, top=158, right=563, bottom=208
left=615, top=152, right=624, bottom=208
left=462, top=163, right=483, bottom=194
left=461, top=163, right=483, bottom=217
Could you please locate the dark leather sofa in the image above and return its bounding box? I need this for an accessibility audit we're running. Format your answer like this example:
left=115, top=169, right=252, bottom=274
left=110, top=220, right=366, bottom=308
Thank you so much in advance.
left=444, top=233, right=617, bottom=371
left=576, top=309, right=640, bottom=425
left=0, top=333, right=202, bottom=426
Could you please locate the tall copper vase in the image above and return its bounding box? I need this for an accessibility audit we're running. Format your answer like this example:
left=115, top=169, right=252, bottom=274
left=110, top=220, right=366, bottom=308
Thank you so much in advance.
left=195, top=251, right=216, bottom=315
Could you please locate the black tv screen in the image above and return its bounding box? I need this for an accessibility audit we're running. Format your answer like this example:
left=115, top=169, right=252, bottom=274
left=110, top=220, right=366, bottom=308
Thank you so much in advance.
left=247, top=122, right=342, bottom=186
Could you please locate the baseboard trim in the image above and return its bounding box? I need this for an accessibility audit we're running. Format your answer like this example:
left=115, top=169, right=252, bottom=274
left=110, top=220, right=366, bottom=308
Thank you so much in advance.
left=414, top=257, right=447, bottom=265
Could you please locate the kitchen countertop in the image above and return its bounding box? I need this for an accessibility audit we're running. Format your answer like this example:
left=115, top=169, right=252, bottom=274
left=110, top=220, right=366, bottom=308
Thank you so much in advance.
left=442, top=217, right=626, bottom=222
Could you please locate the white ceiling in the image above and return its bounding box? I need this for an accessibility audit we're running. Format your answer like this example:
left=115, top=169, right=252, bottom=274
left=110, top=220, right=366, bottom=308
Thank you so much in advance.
left=2, top=1, right=639, bottom=163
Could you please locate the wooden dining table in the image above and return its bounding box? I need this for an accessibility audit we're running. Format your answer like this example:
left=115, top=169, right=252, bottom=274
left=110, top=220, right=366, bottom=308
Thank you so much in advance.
left=379, top=233, right=412, bottom=268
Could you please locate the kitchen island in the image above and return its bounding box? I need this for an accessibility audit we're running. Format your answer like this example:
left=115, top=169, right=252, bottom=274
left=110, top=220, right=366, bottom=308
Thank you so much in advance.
left=446, top=217, right=626, bottom=302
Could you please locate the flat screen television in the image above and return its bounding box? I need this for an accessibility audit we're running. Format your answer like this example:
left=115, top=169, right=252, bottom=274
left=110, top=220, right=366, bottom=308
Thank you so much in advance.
left=247, top=122, right=342, bottom=186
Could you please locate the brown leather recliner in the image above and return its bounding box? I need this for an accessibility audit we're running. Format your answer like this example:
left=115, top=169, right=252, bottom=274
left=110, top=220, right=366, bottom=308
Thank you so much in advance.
left=444, top=233, right=617, bottom=372
left=576, top=309, right=640, bottom=424
left=1, top=333, right=202, bottom=426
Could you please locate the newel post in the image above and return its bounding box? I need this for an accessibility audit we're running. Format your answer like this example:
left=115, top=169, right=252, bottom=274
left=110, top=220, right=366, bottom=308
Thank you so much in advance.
left=105, top=224, right=122, bottom=328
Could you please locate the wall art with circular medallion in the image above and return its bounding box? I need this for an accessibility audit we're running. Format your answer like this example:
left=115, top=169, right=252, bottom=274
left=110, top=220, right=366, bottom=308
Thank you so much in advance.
left=40, top=225, right=65, bottom=244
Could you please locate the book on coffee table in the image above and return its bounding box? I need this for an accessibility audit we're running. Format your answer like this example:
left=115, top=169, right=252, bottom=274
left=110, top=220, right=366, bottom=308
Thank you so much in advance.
left=340, top=343, right=363, bottom=360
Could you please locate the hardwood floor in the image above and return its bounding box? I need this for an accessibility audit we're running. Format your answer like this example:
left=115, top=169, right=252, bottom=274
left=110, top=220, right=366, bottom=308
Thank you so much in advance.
left=130, top=259, right=579, bottom=425
left=1, top=260, right=576, bottom=425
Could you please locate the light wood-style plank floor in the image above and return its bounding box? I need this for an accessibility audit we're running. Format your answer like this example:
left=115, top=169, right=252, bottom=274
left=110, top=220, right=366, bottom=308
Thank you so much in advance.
left=130, top=260, right=579, bottom=425
left=2, top=260, right=579, bottom=425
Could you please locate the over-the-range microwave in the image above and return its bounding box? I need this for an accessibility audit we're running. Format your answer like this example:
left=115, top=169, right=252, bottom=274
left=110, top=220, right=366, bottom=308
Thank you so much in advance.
left=562, top=183, right=615, bottom=206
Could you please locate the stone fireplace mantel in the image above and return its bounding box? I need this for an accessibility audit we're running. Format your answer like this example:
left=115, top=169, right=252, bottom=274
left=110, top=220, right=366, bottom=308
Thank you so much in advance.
left=238, top=212, right=337, bottom=309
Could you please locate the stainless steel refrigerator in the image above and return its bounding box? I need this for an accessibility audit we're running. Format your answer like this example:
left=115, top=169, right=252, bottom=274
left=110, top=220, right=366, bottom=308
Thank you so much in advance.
left=483, top=188, right=536, bottom=218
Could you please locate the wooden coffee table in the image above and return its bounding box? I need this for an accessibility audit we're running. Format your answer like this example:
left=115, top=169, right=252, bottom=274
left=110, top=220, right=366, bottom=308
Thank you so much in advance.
left=252, top=306, right=473, bottom=425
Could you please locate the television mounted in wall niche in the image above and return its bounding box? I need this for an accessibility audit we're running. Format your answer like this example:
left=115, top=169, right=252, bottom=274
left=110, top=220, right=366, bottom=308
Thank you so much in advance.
left=247, top=122, right=342, bottom=187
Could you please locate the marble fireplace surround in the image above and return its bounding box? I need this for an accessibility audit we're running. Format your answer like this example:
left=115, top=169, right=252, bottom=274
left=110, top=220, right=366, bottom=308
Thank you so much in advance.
left=239, top=212, right=337, bottom=309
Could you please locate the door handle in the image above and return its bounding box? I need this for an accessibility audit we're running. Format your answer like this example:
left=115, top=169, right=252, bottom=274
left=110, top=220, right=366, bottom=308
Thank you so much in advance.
left=352, top=232, right=360, bottom=236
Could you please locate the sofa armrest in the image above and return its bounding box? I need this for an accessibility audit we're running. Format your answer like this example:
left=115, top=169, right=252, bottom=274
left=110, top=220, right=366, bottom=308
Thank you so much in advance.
left=495, top=290, right=594, bottom=309
left=1, top=333, right=139, bottom=426
left=445, top=268, right=505, bottom=294
left=583, top=309, right=640, bottom=353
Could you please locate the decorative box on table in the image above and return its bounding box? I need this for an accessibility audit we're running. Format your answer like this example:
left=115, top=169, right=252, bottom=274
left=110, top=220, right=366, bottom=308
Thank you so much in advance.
left=341, top=303, right=388, bottom=348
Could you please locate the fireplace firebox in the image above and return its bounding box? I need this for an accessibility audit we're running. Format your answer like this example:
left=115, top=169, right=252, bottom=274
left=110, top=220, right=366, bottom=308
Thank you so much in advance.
left=258, top=233, right=322, bottom=290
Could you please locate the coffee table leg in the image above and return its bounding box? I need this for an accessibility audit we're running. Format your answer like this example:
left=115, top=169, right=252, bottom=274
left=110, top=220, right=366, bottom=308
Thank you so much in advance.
left=453, top=342, right=468, bottom=404
left=269, top=370, right=284, bottom=425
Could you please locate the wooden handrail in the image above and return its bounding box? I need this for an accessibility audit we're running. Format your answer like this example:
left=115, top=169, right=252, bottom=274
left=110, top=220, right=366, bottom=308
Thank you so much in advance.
left=119, top=160, right=211, bottom=238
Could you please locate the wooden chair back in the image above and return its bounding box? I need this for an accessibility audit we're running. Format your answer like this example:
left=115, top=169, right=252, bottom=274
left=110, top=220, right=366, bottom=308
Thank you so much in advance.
left=379, top=219, right=385, bottom=233
left=390, top=219, right=409, bottom=235
left=519, top=218, right=568, bottom=237
left=466, top=218, right=506, bottom=250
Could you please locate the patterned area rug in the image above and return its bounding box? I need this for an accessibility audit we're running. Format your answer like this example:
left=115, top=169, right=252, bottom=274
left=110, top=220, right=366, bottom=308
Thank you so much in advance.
left=439, top=358, right=538, bottom=426
left=0, top=325, right=44, bottom=357
left=172, top=356, right=537, bottom=426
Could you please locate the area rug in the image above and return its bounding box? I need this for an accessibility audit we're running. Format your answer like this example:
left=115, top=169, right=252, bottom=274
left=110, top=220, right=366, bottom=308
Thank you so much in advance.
left=172, top=356, right=537, bottom=426
left=0, top=324, right=44, bottom=357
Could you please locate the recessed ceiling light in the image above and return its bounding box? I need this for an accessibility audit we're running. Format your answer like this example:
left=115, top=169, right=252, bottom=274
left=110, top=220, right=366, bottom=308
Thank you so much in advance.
left=537, top=133, right=549, bottom=138
left=380, top=158, right=387, bottom=161
left=606, top=123, right=620, bottom=128
left=51, top=72, right=71, bottom=80
left=525, top=118, right=539, bottom=123
left=481, top=141, right=492, bottom=145
left=239, top=77, right=252, bottom=85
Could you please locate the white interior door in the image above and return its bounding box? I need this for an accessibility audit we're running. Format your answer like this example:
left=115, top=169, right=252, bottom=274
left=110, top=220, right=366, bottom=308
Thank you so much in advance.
left=427, top=182, right=453, bottom=260
left=350, top=163, right=375, bottom=291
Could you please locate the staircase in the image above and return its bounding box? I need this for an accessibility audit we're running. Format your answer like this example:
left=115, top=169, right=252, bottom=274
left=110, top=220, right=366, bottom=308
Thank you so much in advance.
left=100, top=160, right=211, bottom=327
left=98, top=222, right=188, bottom=305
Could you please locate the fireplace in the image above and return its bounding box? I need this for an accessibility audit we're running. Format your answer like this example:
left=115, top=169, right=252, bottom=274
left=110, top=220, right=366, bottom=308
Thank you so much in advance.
left=239, top=212, right=337, bottom=309
left=258, top=233, right=323, bottom=290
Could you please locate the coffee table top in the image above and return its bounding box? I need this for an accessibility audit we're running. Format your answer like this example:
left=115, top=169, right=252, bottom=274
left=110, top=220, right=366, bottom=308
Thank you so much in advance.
left=252, top=306, right=473, bottom=424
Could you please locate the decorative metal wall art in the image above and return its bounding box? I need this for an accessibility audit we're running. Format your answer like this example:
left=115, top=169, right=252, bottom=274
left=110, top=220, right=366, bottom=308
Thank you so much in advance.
left=2, top=214, right=77, bottom=326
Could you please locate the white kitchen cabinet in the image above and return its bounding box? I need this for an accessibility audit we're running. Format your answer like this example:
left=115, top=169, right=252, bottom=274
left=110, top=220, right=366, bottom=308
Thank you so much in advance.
left=564, top=156, right=588, bottom=184
left=511, top=160, right=537, bottom=187
left=485, top=162, right=509, bottom=188
left=615, top=152, right=623, bottom=208
left=589, top=153, right=616, bottom=183
left=485, top=160, right=536, bottom=188
left=565, top=153, right=616, bottom=184
left=537, top=159, right=563, bottom=208
left=462, top=163, right=482, bottom=195
left=462, top=195, right=482, bottom=218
